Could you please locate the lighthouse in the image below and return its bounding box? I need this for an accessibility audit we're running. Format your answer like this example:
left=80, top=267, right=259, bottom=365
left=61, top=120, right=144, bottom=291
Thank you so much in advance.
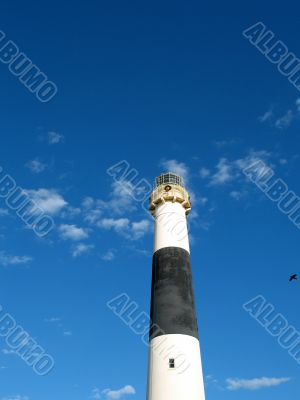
left=147, top=172, right=206, bottom=400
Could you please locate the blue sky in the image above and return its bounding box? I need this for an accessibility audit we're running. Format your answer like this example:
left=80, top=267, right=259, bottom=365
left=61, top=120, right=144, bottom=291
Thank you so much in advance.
left=0, top=3, right=300, bottom=400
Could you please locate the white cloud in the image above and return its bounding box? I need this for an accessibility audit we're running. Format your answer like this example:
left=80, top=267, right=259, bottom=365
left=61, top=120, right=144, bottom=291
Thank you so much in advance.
left=261, top=99, right=300, bottom=129
left=275, top=110, right=294, bottom=129
left=60, top=206, right=81, bottom=219
left=82, top=196, right=95, bottom=210
left=101, top=180, right=137, bottom=215
left=83, top=179, right=139, bottom=223
left=0, top=252, right=32, bottom=267
left=101, top=250, right=115, bottom=261
left=279, top=158, right=288, bottom=165
left=82, top=197, right=102, bottom=223
left=25, top=188, right=67, bottom=215
left=131, top=219, right=151, bottom=239
left=1, top=396, right=29, bottom=400
left=72, top=243, right=94, bottom=257
left=97, top=218, right=150, bottom=240
left=63, top=330, right=72, bottom=336
left=25, top=159, right=47, bottom=174
left=258, top=109, right=273, bottom=123
left=84, top=209, right=102, bottom=224
left=205, top=150, right=273, bottom=193
left=209, top=158, right=234, bottom=186
left=160, top=159, right=189, bottom=182
left=204, top=375, right=224, bottom=390
left=0, top=208, right=9, bottom=216
left=90, top=388, right=101, bottom=400
left=59, top=224, right=89, bottom=241
left=235, top=150, right=272, bottom=178
left=48, top=131, right=64, bottom=144
left=198, top=197, right=208, bottom=206
left=226, top=377, right=290, bottom=391
left=97, top=218, right=130, bottom=231
left=229, top=191, right=244, bottom=200
left=102, top=385, right=136, bottom=399
left=1, top=349, right=16, bottom=355
left=199, top=167, right=210, bottom=179
left=83, top=175, right=151, bottom=242
left=205, top=374, right=219, bottom=385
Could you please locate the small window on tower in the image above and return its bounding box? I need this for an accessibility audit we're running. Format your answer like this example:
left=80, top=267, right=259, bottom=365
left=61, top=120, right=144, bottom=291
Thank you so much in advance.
left=169, top=358, right=175, bottom=369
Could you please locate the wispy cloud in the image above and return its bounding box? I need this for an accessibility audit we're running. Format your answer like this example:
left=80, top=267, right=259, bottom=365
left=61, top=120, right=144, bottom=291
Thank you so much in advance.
left=25, top=188, right=67, bottom=215
left=97, top=217, right=129, bottom=231
left=205, top=149, right=272, bottom=188
left=101, top=250, right=116, bottom=261
left=258, top=109, right=273, bottom=123
left=229, top=190, right=245, bottom=200
left=72, top=243, right=94, bottom=257
left=274, top=110, right=293, bottom=129
left=209, top=158, right=234, bottom=186
left=0, top=252, right=32, bottom=267
left=25, top=158, right=47, bottom=174
left=259, top=98, right=300, bottom=130
left=48, top=131, right=64, bottom=144
left=1, top=396, right=29, bottom=400
left=0, top=208, right=9, bottom=217
left=279, top=158, right=288, bottom=165
left=58, top=224, right=89, bottom=241
left=44, top=317, right=72, bottom=337
left=204, top=375, right=224, bottom=390
left=97, top=218, right=150, bottom=240
left=235, top=149, right=272, bottom=173
left=103, top=385, right=136, bottom=399
left=199, top=167, right=210, bottom=179
left=226, top=377, right=290, bottom=391
left=60, top=206, right=81, bottom=219
left=83, top=180, right=138, bottom=221
left=130, top=219, right=151, bottom=239
left=90, top=388, right=101, bottom=400
left=101, top=180, right=139, bottom=215
left=82, top=176, right=151, bottom=242
left=160, top=159, right=189, bottom=182
left=91, top=385, right=135, bottom=400
left=1, top=349, right=17, bottom=355
left=205, top=374, right=219, bottom=386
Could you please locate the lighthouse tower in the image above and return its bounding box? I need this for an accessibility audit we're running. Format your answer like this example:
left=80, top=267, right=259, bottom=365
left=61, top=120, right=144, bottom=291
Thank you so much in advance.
left=147, top=172, right=206, bottom=400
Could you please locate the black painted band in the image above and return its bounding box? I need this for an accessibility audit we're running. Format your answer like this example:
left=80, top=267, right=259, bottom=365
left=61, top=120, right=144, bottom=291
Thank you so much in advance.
left=149, top=246, right=199, bottom=340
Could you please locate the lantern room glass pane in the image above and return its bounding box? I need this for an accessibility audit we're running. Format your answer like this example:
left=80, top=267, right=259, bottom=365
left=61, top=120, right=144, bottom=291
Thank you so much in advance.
left=155, top=173, right=184, bottom=187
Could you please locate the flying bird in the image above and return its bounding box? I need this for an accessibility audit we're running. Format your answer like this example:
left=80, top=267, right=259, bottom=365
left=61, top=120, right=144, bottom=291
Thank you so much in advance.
left=289, top=274, right=297, bottom=282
